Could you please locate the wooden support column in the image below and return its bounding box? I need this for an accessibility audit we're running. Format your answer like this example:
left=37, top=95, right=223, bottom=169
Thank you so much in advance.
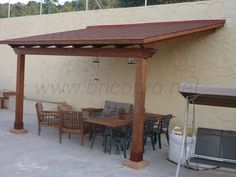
left=123, top=58, right=148, bottom=169
left=10, top=54, right=28, bottom=134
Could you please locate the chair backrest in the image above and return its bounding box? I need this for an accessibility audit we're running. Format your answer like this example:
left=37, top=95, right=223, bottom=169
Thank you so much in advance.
left=144, top=118, right=157, bottom=132
left=61, top=111, right=82, bottom=130
left=159, top=114, right=172, bottom=130
left=103, top=100, right=133, bottom=116
left=35, top=102, right=43, bottom=116
left=126, top=123, right=133, bottom=139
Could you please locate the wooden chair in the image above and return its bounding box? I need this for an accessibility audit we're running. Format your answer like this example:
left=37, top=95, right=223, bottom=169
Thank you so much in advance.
left=35, top=102, right=60, bottom=136
left=59, top=111, right=84, bottom=145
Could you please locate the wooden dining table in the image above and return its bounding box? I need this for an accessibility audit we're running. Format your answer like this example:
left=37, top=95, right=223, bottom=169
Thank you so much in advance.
left=84, top=113, right=167, bottom=129
left=84, top=113, right=173, bottom=154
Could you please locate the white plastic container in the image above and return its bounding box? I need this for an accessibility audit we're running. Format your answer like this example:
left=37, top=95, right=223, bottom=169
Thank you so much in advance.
left=168, top=131, right=193, bottom=165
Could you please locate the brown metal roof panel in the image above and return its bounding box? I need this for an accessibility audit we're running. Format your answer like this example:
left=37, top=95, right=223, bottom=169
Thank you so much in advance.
left=87, top=20, right=225, bottom=29
left=0, top=28, right=145, bottom=45
left=86, top=20, right=226, bottom=42
left=0, top=20, right=225, bottom=46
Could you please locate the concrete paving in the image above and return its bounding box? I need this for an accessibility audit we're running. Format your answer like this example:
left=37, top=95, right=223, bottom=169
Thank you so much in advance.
left=0, top=109, right=235, bottom=177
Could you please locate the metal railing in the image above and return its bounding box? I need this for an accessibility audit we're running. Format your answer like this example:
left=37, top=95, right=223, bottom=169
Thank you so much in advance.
left=3, top=0, right=150, bottom=18
left=2, top=0, right=199, bottom=18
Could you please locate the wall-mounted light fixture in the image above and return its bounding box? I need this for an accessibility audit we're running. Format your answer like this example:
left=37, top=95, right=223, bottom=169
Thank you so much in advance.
left=127, top=58, right=135, bottom=64
left=93, top=57, right=100, bottom=63
left=92, top=57, right=99, bottom=81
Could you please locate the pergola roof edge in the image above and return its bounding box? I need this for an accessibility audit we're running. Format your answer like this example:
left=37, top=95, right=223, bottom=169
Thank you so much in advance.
left=0, top=19, right=226, bottom=47
left=143, top=21, right=225, bottom=44
left=86, top=19, right=226, bottom=28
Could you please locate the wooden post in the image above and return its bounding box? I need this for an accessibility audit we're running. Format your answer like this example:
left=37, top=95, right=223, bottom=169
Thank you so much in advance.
left=10, top=54, right=28, bottom=134
left=123, top=58, right=148, bottom=169
left=130, top=58, right=147, bottom=162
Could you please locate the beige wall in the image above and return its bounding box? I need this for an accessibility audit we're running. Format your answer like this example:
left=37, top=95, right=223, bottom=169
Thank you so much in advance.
left=0, top=0, right=235, bottom=130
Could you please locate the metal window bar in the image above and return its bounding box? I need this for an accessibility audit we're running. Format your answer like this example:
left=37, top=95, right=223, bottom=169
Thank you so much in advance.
left=40, top=0, right=43, bottom=15
left=7, top=0, right=43, bottom=17
left=5, top=0, right=154, bottom=18
left=8, top=0, right=11, bottom=18
left=86, top=0, right=102, bottom=11
left=86, top=0, right=89, bottom=10
left=174, top=96, right=190, bottom=177
left=174, top=94, right=200, bottom=177
left=94, top=0, right=102, bottom=9
left=145, top=0, right=148, bottom=6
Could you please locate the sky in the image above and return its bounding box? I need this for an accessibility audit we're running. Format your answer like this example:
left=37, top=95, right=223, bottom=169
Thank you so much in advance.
left=0, top=0, right=74, bottom=4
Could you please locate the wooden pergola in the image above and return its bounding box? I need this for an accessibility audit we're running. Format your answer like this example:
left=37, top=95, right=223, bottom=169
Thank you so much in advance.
left=0, top=20, right=225, bottom=166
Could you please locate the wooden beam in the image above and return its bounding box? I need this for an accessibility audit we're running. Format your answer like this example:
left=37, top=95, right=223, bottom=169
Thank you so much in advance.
left=55, top=44, right=68, bottom=48
left=39, top=44, right=52, bottom=48
left=10, top=44, right=23, bottom=48
left=130, top=58, right=147, bottom=162
left=114, top=44, right=134, bottom=48
left=25, top=45, right=37, bottom=48
left=92, top=44, right=110, bottom=48
left=14, top=54, right=25, bottom=130
left=72, top=44, right=92, bottom=48
left=13, top=48, right=157, bottom=58
left=4, top=38, right=143, bottom=46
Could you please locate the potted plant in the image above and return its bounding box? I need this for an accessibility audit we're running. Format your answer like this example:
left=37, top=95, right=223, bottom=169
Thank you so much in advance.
left=118, top=107, right=126, bottom=119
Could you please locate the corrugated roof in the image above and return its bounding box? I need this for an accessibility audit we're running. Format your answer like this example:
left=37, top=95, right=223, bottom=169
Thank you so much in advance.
left=0, top=20, right=225, bottom=46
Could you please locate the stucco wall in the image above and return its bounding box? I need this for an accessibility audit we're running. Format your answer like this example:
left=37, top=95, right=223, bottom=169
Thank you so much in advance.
left=0, top=0, right=235, bottom=130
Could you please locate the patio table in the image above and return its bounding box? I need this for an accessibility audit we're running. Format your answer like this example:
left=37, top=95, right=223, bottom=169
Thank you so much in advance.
left=81, top=107, right=103, bottom=118
left=84, top=113, right=171, bottom=155
left=84, top=113, right=166, bottom=128
left=84, top=113, right=170, bottom=141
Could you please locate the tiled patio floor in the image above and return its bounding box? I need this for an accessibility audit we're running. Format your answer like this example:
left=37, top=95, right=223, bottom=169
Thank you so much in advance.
left=0, top=109, right=235, bottom=177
